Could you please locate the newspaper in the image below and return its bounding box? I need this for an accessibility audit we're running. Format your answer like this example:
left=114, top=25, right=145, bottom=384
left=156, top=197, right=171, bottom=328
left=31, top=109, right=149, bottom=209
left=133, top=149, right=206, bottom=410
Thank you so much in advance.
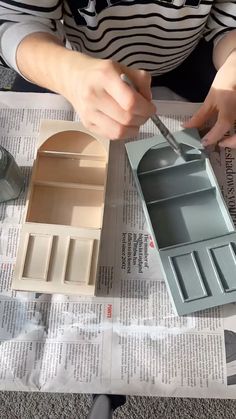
left=1, top=92, right=236, bottom=398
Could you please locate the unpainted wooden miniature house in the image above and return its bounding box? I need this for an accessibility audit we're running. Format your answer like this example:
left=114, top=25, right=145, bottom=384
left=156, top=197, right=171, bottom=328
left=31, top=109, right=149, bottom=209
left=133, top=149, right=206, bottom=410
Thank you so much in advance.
left=12, top=120, right=109, bottom=295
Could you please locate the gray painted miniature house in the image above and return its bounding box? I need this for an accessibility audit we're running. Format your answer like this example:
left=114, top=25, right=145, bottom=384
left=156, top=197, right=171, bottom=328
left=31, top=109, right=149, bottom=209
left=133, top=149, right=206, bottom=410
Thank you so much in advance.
left=126, top=128, right=236, bottom=315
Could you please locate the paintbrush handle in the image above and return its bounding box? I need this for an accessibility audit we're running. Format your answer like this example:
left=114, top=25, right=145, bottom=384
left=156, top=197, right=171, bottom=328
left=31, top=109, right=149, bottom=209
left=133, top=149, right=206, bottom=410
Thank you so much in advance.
left=150, top=114, right=181, bottom=154
left=120, top=73, right=181, bottom=155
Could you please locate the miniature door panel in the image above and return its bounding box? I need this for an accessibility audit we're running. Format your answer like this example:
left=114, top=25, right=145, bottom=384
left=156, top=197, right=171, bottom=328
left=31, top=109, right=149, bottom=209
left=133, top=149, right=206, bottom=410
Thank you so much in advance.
left=125, top=128, right=236, bottom=315
left=13, top=223, right=100, bottom=295
left=160, top=233, right=236, bottom=315
left=12, top=121, right=109, bottom=295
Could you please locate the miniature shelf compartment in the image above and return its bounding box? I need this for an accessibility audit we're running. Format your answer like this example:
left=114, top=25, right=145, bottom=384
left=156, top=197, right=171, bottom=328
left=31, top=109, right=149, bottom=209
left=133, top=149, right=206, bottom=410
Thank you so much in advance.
left=126, top=128, right=236, bottom=315
left=12, top=120, right=109, bottom=296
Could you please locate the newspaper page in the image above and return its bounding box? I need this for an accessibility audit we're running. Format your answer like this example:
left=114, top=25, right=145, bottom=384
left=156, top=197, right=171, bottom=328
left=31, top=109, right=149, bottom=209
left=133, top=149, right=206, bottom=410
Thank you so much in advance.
left=1, top=92, right=236, bottom=398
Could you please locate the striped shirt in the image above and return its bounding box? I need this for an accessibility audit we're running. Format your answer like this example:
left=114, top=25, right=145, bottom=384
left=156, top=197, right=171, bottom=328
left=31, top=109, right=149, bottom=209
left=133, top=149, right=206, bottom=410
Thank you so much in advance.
left=0, top=0, right=236, bottom=76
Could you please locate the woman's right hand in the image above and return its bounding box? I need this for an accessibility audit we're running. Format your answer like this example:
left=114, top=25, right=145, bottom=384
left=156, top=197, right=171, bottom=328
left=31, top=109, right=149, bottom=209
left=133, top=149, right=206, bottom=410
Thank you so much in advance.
left=63, top=52, right=156, bottom=139
left=16, top=33, right=155, bottom=139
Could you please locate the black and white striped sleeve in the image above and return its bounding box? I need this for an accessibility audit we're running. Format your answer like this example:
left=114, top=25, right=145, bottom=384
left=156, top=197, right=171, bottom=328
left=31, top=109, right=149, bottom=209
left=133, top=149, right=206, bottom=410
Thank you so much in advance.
left=205, top=0, right=236, bottom=45
left=0, top=0, right=64, bottom=71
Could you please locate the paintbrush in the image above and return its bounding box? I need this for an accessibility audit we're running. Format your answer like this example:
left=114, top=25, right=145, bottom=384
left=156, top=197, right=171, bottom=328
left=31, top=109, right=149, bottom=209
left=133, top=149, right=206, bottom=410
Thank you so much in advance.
left=120, top=73, right=188, bottom=161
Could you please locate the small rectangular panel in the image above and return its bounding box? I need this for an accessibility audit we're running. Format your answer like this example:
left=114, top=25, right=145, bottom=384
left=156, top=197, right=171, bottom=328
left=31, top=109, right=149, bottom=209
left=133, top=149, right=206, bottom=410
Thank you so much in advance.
left=159, top=234, right=236, bottom=315
left=64, top=238, right=94, bottom=285
left=22, top=234, right=53, bottom=280
left=210, top=244, right=236, bottom=292
left=171, top=252, right=208, bottom=301
left=13, top=222, right=101, bottom=295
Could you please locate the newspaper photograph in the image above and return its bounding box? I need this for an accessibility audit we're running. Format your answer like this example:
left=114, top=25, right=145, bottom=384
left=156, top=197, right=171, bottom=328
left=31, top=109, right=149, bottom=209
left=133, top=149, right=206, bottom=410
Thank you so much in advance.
left=0, top=92, right=236, bottom=398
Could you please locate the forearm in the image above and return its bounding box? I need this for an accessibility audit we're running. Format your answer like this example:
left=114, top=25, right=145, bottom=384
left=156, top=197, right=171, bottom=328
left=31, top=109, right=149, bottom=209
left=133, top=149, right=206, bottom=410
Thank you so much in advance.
left=213, top=29, right=236, bottom=69
left=15, top=30, right=155, bottom=140
left=16, top=32, right=87, bottom=97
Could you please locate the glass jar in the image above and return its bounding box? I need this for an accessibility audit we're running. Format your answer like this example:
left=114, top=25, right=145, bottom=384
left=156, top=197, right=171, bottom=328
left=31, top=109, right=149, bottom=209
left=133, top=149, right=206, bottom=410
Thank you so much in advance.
left=0, top=145, right=24, bottom=203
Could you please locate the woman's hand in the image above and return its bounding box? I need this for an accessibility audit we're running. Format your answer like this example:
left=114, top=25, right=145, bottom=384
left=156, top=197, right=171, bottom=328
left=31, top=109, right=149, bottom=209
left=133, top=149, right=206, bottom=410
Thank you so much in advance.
left=16, top=33, right=156, bottom=140
left=64, top=53, right=156, bottom=139
left=184, top=49, right=236, bottom=148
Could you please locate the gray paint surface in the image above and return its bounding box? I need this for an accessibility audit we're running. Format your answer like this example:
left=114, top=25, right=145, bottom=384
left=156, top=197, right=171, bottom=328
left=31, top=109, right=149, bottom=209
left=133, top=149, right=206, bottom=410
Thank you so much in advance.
left=126, top=129, right=236, bottom=315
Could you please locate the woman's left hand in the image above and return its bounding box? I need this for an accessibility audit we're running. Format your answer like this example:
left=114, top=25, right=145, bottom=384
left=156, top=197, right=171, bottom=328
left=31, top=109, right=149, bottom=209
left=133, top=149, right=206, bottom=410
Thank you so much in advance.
left=184, top=49, right=236, bottom=148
